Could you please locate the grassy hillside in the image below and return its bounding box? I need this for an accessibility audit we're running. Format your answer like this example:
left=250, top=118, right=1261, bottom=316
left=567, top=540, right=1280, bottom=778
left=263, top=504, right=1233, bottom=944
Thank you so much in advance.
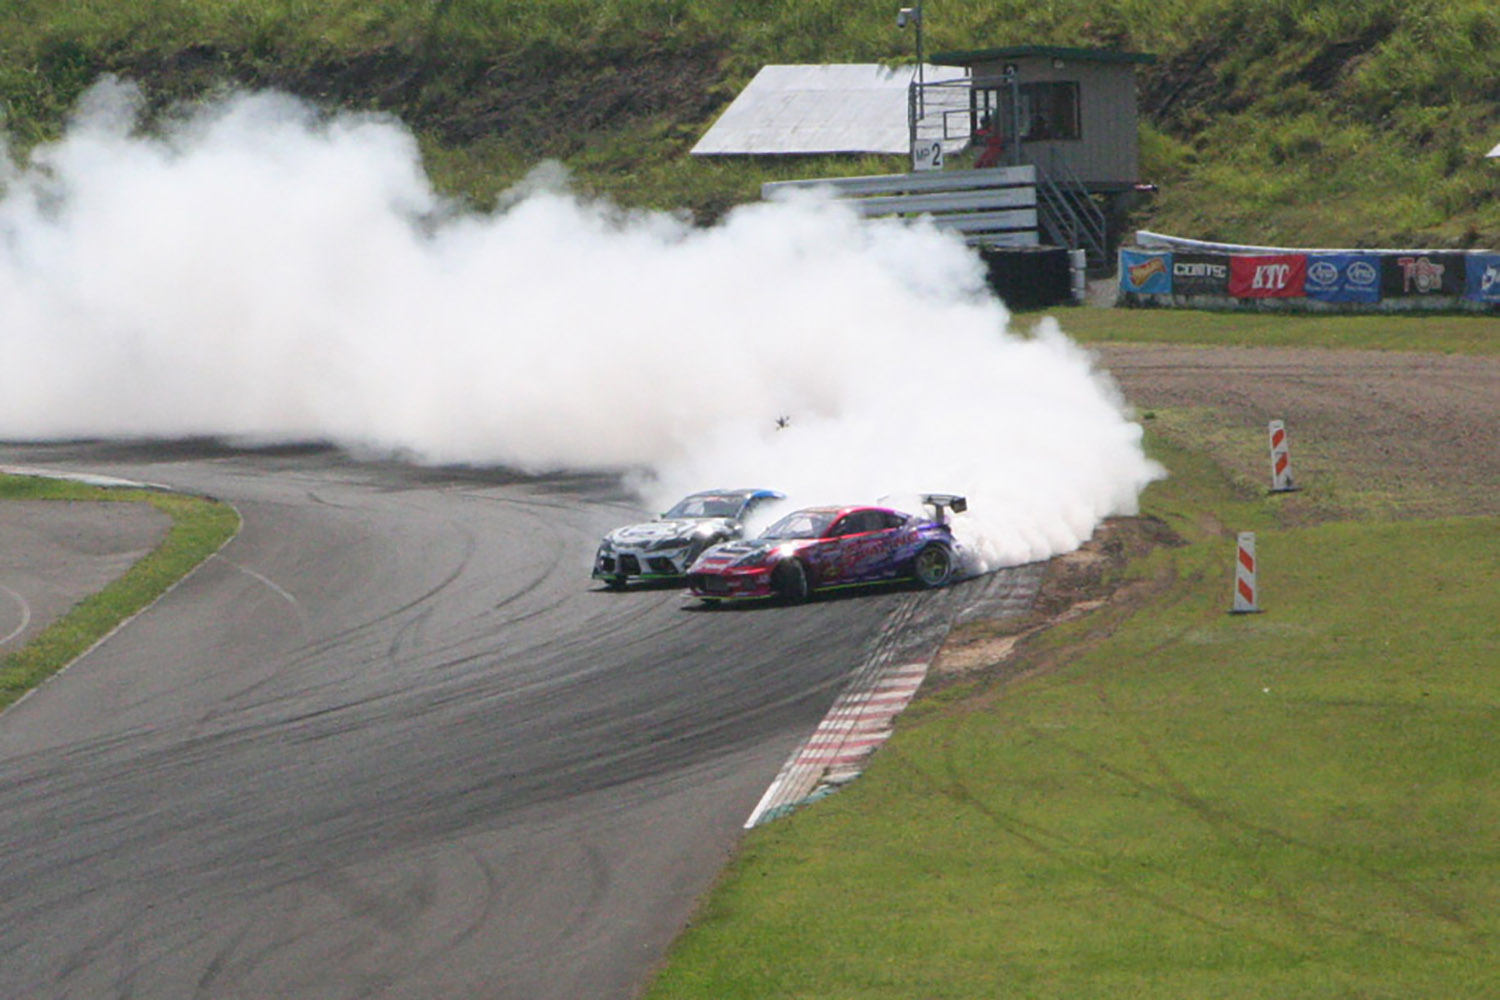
left=5, top=0, right=1500, bottom=244
left=8, top=0, right=1500, bottom=242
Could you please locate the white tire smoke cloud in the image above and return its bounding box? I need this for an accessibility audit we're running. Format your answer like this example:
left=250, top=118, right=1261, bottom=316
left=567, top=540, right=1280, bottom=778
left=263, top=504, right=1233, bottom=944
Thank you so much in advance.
left=1, top=78, right=1160, bottom=568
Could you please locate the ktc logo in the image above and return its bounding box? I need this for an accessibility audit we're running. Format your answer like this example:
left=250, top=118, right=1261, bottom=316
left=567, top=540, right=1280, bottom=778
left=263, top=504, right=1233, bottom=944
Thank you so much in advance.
left=1253, top=263, right=1293, bottom=290
left=1397, top=256, right=1445, bottom=293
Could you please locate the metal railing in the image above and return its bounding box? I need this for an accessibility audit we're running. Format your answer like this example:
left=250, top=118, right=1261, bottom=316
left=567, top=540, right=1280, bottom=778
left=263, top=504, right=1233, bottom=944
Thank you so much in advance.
left=1032, top=157, right=1109, bottom=266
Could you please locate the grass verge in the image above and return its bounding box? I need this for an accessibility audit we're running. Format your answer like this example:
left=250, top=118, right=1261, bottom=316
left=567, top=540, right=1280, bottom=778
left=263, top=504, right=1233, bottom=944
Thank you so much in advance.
left=641, top=434, right=1500, bottom=999
left=0, top=473, right=240, bottom=712
left=1022, top=306, right=1500, bottom=356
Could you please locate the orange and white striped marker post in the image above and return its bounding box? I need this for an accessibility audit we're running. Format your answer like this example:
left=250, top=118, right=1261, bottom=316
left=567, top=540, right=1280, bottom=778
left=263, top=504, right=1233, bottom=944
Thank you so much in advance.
left=1231, top=532, right=1261, bottom=614
left=1268, top=420, right=1297, bottom=492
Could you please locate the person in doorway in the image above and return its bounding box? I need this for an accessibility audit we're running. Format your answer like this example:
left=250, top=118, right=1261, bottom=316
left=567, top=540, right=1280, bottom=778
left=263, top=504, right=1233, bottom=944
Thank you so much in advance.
left=973, top=113, right=1005, bottom=168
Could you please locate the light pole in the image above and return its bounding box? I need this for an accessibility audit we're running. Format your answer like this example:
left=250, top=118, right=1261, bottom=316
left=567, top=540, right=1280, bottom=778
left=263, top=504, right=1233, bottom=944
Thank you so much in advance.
left=897, top=2, right=924, bottom=117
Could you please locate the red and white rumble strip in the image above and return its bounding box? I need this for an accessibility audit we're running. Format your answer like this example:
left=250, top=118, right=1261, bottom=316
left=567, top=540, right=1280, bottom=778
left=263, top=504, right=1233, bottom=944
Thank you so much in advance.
left=743, top=562, right=1046, bottom=828
left=744, top=662, right=928, bottom=828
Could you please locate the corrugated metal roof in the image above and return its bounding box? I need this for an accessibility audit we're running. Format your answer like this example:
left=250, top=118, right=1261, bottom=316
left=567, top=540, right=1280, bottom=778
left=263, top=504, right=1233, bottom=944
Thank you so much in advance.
left=691, top=63, right=969, bottom=157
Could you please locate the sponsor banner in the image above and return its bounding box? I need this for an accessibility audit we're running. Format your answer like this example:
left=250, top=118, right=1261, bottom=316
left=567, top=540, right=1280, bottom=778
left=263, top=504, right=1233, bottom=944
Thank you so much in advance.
left=1464, top=254, right=1500, bottom=303
left=1228, top=254, right=1306, bottom=298
left=1170, top=253, right=1230, bottom=296
left=1305, top=253, right=1381, bottom=303
left=1120, top=249, right=1171, bottom=294
left=1381, top=253, right=1465, bottom=297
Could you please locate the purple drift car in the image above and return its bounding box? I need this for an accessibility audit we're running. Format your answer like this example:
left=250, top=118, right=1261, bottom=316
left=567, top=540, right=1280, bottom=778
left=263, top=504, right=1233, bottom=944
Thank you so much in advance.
left=686, top=494, right=967, bottom=605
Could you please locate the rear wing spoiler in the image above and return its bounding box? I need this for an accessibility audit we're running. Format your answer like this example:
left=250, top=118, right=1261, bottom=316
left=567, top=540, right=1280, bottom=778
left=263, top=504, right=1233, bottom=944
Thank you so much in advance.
left=921, top=493, right=968, bottom=524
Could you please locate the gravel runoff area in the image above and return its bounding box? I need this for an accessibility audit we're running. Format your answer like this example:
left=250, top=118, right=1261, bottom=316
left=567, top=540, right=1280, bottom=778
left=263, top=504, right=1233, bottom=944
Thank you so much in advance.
left=1092, top=344, right=1500, bottom=521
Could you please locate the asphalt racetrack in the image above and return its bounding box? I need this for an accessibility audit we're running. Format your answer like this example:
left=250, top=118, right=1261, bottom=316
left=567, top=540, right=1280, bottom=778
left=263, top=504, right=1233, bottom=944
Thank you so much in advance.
left=0, top=440, right=1024, bottom=1000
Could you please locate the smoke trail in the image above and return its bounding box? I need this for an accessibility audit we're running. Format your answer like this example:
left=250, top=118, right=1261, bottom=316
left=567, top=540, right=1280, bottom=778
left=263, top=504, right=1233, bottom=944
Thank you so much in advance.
left=0, top=77, right=1160, bottom=567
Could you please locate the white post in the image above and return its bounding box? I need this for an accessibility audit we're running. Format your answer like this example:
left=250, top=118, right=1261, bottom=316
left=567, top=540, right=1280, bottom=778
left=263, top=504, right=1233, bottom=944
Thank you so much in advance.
left=1268, top=419, right=1297, bottom=492
left=1232, top=532, right=1260, bottom=614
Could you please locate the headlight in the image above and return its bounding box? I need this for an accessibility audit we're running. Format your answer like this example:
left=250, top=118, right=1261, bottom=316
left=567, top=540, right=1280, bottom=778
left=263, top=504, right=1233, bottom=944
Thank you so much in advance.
left=598, top=539, right=614, bottom=554
left=733, top=548, right=772, bottom=568
left=649, top=536, right=692, bottom=551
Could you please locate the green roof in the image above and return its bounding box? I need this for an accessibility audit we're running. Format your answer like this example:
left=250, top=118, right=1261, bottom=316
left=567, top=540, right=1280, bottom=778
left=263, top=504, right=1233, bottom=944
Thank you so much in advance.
left=929, top=45, right=1156, bottom=67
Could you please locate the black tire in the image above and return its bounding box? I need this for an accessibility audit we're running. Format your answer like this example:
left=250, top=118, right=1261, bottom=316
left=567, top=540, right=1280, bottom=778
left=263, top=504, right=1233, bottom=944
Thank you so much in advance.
left=912, top=543, right=955, bottom=589
left=771, top=559, right=809, bottom=604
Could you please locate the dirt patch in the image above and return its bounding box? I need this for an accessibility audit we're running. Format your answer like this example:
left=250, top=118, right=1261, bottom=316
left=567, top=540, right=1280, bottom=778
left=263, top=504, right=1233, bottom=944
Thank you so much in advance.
left=934, top=343, right=1499, bottom=680
left=934, top=515, right=1183, bottom=679
left=1094, top=344, right=1500, bottom=521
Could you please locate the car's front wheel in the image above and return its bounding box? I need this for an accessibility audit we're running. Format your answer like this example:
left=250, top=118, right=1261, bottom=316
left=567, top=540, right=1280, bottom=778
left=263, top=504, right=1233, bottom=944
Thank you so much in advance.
left=912, top=543, right=955, bottom=588
left=771, top=559, right=810, bottom=604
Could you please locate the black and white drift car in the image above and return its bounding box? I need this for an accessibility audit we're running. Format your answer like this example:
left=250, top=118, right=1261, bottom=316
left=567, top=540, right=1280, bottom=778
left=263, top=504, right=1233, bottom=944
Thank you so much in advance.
left=593, top=488, right=785, bottom=590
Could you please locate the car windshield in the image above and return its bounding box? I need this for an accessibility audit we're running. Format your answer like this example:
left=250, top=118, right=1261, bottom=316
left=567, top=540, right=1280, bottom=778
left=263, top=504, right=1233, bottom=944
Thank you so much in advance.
left=759, top=510, right=837, bottom=540
left=663, top=494, right=746, bottom=519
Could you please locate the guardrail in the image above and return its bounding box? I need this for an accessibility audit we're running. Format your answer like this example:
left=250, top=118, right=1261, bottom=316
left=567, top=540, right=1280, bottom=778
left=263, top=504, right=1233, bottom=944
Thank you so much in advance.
left=762, top=166, right=1040, bottom=248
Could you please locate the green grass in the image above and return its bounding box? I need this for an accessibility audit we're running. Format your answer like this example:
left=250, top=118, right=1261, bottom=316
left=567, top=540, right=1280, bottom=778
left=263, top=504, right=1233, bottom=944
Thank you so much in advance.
left=1021, top=306, right=1500, bottom=355
left=0, top=474, right=240, bottom=711
left=642, top=434, right=1500, bottom=999
left=6, top=1, right=1500, bottom=239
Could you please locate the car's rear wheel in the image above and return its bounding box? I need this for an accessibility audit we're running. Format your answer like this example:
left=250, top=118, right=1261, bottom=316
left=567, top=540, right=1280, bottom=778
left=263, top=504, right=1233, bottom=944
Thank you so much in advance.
left=912, top=543, right=954, bottom=588
left=771, top=559, right=809, bottom=604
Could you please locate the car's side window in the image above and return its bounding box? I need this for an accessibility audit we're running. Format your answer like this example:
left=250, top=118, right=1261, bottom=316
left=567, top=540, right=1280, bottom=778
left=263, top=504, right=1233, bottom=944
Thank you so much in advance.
left=834, top=511, right=885, bottom=536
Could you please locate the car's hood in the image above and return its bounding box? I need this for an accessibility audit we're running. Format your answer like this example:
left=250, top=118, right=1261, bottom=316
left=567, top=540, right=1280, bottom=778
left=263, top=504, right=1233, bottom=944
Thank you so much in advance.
left=607, top=517, right=732, bottom=546
left=693, top=536, right=811, bottom=567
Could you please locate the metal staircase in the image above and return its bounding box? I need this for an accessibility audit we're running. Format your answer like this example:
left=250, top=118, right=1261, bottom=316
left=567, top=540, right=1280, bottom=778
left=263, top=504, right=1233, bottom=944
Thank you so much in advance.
left=1033, top=159, right=1109, bottom=269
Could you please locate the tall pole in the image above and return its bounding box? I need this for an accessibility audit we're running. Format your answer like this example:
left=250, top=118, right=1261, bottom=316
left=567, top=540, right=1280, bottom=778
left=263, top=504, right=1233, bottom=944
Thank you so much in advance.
left=915, top=0, right=925, bottom=91
left=913, top=2, right=926, bottom=120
